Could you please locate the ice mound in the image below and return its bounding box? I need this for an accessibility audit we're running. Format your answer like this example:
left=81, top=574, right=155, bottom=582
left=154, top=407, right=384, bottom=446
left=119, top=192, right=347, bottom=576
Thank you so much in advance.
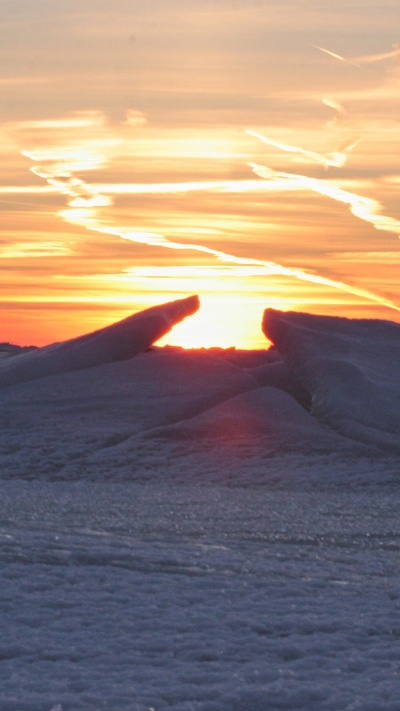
left=1, top=299, right=399, bottom=481
left=135, top=385, right=357, bottom=453
left=0, top=349, right=258, bottom=478
left=0, top=294, right=199, bottom=387
left=263, top=309, right=400, bottom=452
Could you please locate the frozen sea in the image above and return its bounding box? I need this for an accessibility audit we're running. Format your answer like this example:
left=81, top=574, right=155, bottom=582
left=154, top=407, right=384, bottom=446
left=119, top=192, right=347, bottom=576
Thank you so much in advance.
left=1, top=301, right=400, bottom=711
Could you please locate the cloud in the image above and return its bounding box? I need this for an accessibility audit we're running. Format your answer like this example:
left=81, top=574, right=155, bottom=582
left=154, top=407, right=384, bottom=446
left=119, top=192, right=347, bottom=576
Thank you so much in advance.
left=315, top=43, right=400, bottom=66
left=247, top=129, right=360, bottom=168
left=0, top=241, right=73, bottom=258
left=124, top=111, right=148, bottom=127
left=322, top=98, right=347, bottom=126
left=20, top=129, right=400, bottom=315
left=249, top=162, right=400, bottom=238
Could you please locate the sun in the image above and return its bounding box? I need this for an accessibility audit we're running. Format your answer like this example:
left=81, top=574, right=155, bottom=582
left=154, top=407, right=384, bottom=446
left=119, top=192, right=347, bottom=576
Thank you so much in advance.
left=157, top=294, right=284, bottom=350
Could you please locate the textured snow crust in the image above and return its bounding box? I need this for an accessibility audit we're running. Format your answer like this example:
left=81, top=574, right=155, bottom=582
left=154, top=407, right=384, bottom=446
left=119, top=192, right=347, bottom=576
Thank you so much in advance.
left=1, top=477, right=400, bottom=711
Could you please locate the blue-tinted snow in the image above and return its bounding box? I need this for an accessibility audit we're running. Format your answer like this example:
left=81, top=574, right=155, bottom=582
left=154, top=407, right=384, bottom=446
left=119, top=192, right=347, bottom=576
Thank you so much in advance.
left=1, top=479, right=400, bottom=711
left=0, top=305, right=400, bottom=710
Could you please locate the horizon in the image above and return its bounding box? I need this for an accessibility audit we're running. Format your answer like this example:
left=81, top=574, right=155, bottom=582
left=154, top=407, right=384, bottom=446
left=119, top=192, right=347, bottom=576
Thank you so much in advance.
left=1, top=0, right=400, bottom=349
left=4, top=294, right=400, bottom=355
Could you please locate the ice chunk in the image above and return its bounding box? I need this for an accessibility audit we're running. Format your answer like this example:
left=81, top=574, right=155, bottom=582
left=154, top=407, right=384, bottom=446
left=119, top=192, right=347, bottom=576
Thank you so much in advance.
left=0, top=295, right=199, bottom=387
left=263, top=309, right=400, bottom=451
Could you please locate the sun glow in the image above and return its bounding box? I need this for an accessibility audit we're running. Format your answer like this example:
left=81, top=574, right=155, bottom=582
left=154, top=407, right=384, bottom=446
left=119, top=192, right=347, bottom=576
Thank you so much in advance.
left=4, top=68, right=400, bottom=349
left=157, top=295, right=278, bottom=350
left=1, top=4, right=400, bottom=352
left=4, top=115, right=395, bottom=350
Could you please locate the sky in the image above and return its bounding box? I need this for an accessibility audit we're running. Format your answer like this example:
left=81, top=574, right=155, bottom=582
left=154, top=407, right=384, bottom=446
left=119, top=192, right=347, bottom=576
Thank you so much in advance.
left=1, top=0, right=399, bottom=349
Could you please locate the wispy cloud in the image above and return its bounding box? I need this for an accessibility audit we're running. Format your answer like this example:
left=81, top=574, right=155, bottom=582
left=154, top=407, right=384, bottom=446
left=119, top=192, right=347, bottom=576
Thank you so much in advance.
left=247, top=130, right=360, bottom=168
left=314, top=43, right=400, bottom=67
left=248, top=128, right=400, bottom=238
left=0, top=241, right=73, bottom=258
left=21, top=133, right=400, bottom=314
left=22, top=143, right=120, bottom=177
left=249, top=162, right=400, bottom=238
left=322, top=98, right=347, bottom=127
left=77, top=219, right=400, bottom=312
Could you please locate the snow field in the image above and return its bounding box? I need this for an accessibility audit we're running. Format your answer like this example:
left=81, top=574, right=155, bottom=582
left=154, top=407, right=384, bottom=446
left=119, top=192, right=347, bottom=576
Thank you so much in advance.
left=1, top=480, right=400, bottom=711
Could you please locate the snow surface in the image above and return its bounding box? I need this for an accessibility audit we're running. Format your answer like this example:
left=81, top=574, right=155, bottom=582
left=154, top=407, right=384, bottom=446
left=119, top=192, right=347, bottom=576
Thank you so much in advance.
left=1, top=303, right=400, bottom=710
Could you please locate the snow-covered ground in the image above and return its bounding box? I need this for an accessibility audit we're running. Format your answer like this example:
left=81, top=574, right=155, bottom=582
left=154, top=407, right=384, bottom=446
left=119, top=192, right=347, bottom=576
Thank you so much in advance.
left=1, top=301, right=400, bottom=710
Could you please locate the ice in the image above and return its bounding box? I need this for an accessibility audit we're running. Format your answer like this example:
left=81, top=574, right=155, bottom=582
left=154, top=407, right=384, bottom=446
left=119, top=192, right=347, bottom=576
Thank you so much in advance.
left=0, top=348, right=258, bottom=479
left=1, top=303, right=400, bottom=710
left=5, top=300, right=400, bottom=482
left=264, top=308, right=400, bottom=452
left=0, top=294, right=199, bottom=387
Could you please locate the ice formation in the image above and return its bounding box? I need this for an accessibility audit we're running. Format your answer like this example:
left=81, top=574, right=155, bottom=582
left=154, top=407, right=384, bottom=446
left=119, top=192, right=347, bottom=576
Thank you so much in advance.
left=263, top=308, right=400, bottom=451
left=1, top=298, right=399, bottom=482
left=0, top=294, right=199, bottom=387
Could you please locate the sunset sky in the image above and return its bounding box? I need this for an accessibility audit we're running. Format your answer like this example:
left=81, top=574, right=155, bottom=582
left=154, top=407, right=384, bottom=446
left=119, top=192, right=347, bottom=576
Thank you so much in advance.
left=1, top=0, right=399, bottom=349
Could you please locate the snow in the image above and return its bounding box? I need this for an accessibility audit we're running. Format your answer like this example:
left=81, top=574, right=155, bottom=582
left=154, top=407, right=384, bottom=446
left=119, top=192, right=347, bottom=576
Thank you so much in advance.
left=1, top=301, right=400, bottom=710
left=1, top=479, right=400, bottom=711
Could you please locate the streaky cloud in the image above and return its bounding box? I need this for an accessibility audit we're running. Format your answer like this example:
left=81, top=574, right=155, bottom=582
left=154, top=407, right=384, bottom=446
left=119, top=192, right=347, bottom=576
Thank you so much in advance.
left=20, top=129, right=400, bottom=316
left=249, top=161, right=400, bottom=239
left=322, top=98, right=347, bottom=127
left=314, top=43, right=400, bottom=66
left=247, top=129, right=360, bottom=168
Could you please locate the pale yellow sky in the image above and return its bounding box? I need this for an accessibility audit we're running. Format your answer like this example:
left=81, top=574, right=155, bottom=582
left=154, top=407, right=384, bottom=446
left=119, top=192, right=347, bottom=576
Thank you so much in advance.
left=1, top=0, right=399, bottom=348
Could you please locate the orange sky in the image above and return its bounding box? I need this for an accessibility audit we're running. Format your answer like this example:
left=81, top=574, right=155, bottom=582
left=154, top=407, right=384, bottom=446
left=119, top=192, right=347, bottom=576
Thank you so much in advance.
left=1, top=0, right=400, bottom=349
